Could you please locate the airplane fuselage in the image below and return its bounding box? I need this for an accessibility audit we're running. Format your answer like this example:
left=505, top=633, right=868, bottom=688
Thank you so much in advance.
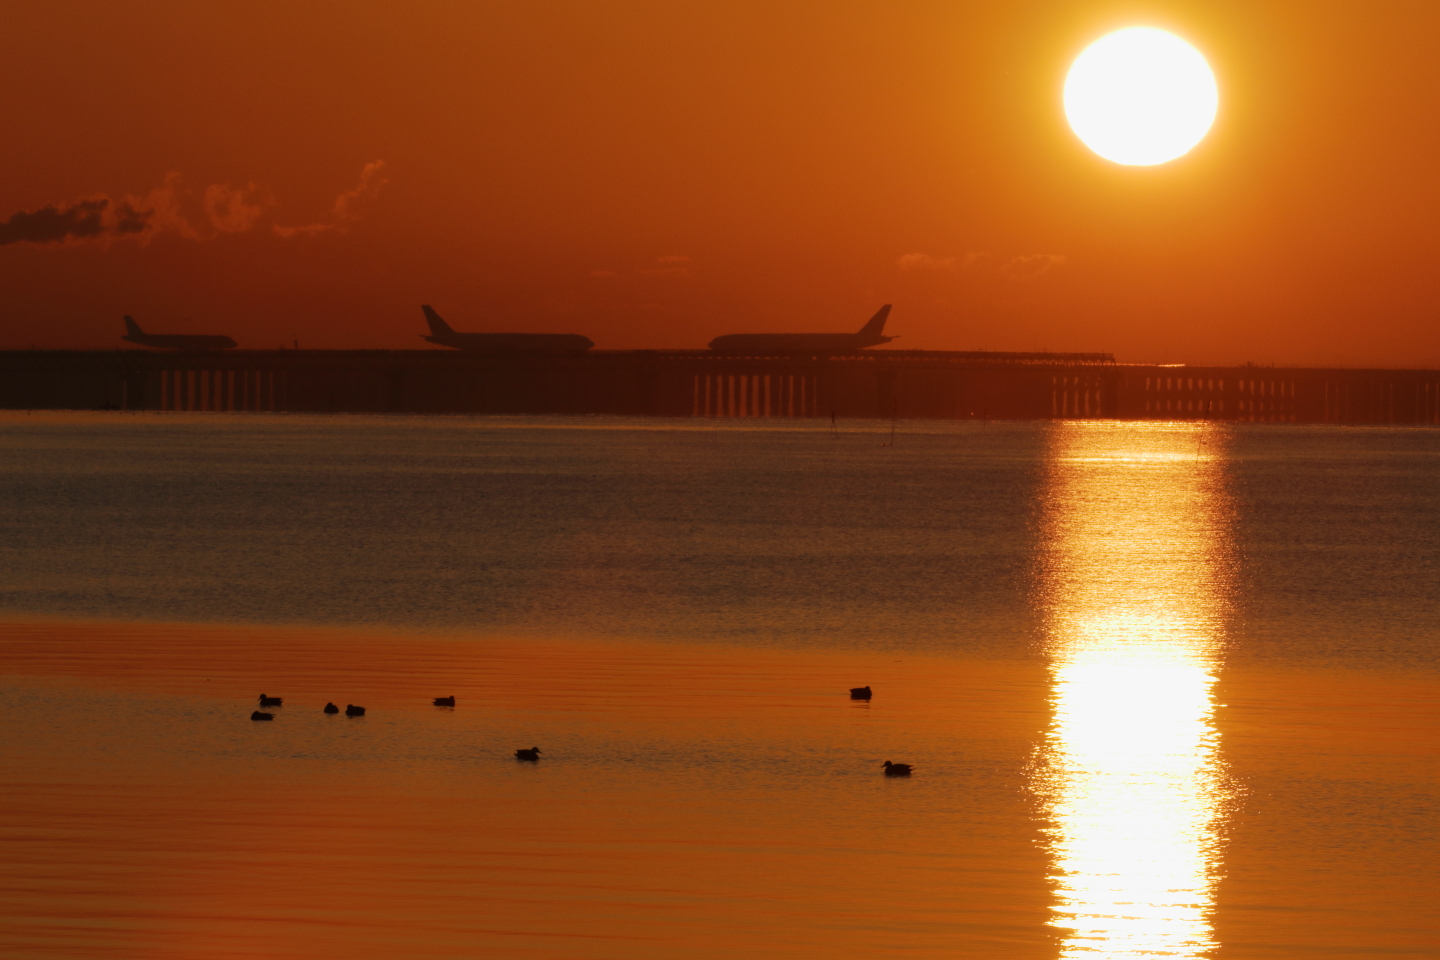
left=422, top=333, right=595, bottom=353
left=419, top=304, right=593, bottom=353
left=708, top=304, right=894, bottom=354
left=707, top=332, right=891, bottom=353
left=122, top=333, right=237, bottom=351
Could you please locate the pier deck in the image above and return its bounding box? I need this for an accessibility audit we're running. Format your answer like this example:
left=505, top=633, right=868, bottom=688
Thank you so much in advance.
left=2, top=349, right=1437, bottom=424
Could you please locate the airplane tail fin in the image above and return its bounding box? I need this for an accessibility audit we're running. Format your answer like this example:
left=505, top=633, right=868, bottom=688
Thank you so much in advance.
left=123, top=315, right=144, bottom=337
left=421, top=305, right=454, bottom=336
left=857, top=304, right=892, bottom=338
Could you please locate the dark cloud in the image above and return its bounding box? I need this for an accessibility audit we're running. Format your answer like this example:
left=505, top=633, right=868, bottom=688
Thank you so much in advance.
left=113, top=202, right=152, bottom=235
left=1, top=164, right=381, bottom=249
left=0, top=199, right=109, bottom=246
left=0, top=178, right=196, bottom=247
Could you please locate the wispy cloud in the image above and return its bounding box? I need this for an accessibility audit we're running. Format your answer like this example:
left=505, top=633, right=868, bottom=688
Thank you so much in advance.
left=895, top=250, right=1065, bottom=282
left=0, top=164, right=385, bottom=249
left=897, top=252, right=991, bottom=272
left=0, top=173, right=206, bottom=247
left=273, top=161, right=388, bottom=238
left=897, top=252, right=956, bottom=272
left=131, top=173, right=205, bottom=241
left=1000, top=253, right=1068, bottom=279
left=638, top=253, right=692, bottom=276
left=203, top=183, right=264, bottom=233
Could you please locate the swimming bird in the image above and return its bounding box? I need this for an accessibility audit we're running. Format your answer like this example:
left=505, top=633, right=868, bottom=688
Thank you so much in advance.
left=345, top=704, right=366, bottom=717
left=433, top=696, right=456, bottom=707
left=850, top=686, right=872, bottom=700
left=250, top=711, right=274, bottom=721
left=323, top=702, right=339, bottom=714
left=258, top=694, right=283, bottom=707
left=515, top=747, right=541, bottom=761
left=882, top=761, right=912, bottom=776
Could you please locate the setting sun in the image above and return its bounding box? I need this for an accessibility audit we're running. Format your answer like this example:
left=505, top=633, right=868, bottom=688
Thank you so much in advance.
left=1065, top=27, right=1218, bottom=166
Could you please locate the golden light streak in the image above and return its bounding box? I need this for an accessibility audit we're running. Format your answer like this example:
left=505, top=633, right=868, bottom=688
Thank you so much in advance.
left=1035, top=422, right=1234, bottom=958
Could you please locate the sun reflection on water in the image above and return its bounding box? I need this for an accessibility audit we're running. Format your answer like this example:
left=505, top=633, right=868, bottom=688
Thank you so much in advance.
left=1035, top=422, right=1234, bottom=959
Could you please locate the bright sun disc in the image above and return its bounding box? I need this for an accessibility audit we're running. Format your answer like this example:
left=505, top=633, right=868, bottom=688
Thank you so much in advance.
left=1065, top=27, right=1218, bottom=166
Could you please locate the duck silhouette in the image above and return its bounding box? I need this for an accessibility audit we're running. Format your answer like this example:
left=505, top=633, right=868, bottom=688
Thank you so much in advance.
left=250, top=711, right=274, bottom=721
left=433, top=696, right=456, bottom=707
left=515, top=747, right=541, bottom=761
left=849, top=686, right=872, bottom=700
left=345, top=704, right=366, bottom=717
left=882, top=761, right=912, bottom=776
left=258, top=694, right=283, bottom=707
left=323, top=702, right=340, bottom=714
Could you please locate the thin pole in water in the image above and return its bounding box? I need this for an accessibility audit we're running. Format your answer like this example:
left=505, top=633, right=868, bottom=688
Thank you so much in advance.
left=1195, top=402, right=1215, bottom=459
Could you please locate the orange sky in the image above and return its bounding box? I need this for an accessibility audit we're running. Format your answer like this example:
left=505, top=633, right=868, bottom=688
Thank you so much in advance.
left=3, top=0, right=1439, bottom=366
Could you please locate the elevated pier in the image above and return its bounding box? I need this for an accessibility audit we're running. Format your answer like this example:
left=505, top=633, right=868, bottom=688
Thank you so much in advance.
left=1, top=349, right=1437, bottom=424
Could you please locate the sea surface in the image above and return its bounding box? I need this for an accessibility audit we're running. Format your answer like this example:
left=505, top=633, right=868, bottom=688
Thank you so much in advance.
left=0, top=412, right=1435, bottom=959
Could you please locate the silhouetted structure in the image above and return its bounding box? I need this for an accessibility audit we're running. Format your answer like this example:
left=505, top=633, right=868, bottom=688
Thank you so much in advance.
left=3, top=348, right=1440, bottom=424
left=122, top=315, right=237, bottom=351
left=421, top=305, right=593, bottom=353
left=709, top=304, right=894, bottom=352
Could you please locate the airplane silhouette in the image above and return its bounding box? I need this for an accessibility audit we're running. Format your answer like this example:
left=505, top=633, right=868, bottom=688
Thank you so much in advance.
left=122, top=316, right=236, bottom=351
left=420, top=305, right=594, bottom=353
left=708, top=305, right=895, bottom=353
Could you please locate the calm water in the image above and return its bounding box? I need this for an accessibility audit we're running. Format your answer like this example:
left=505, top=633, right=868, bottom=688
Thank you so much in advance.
left=0, top=412, right=1435, bottom=958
